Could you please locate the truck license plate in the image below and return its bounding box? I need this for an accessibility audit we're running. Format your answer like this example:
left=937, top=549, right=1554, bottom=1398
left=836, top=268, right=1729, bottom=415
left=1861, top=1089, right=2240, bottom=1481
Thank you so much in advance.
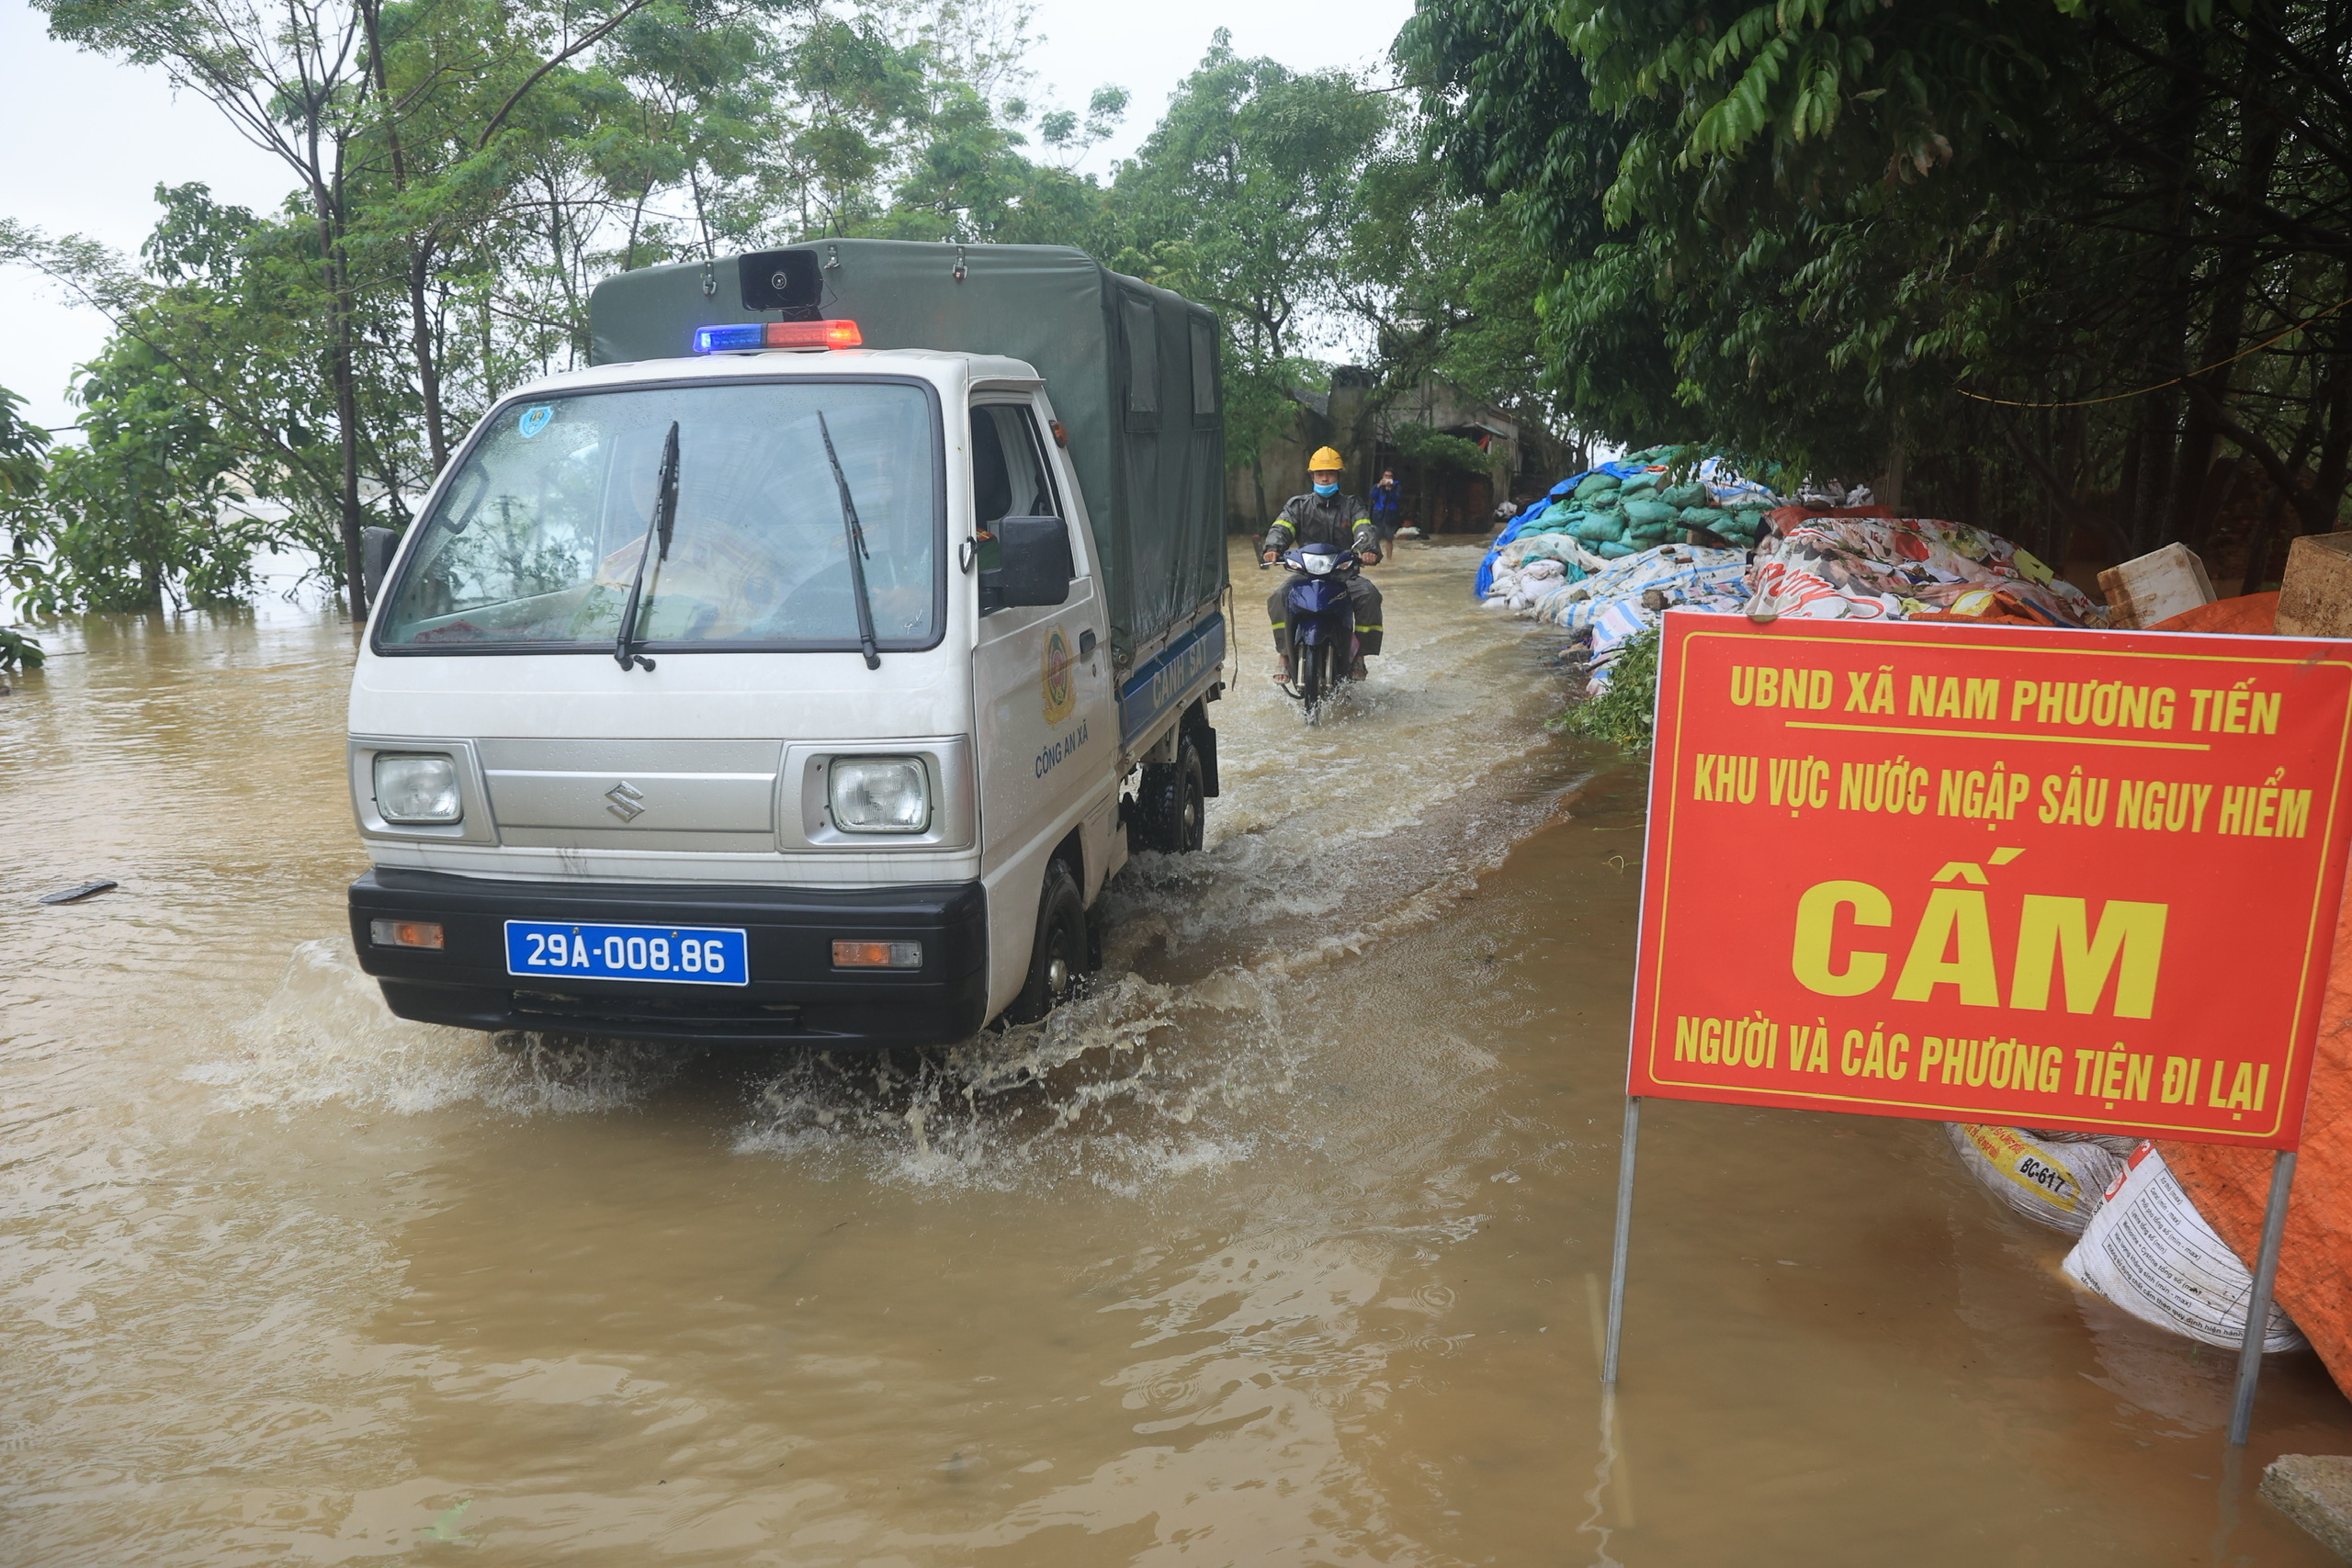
left=503, top=920, right=749, bottom=986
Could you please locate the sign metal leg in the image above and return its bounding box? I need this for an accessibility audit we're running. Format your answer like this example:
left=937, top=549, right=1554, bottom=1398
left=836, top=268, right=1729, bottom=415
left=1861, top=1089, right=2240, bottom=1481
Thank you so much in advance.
left=2227, top=1148, right=2299, bottom=1447
left=1603, top=1096, right=1641, bottom=1387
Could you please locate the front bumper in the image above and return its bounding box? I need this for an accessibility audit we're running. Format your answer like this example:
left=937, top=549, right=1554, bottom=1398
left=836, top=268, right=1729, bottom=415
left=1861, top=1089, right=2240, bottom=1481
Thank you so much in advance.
left=348, top=868, right=989, bottom=1045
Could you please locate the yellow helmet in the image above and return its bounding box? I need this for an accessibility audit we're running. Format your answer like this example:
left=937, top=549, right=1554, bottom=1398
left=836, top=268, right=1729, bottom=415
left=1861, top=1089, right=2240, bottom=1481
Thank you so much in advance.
left=1307, top=446, right=1344, bottom=473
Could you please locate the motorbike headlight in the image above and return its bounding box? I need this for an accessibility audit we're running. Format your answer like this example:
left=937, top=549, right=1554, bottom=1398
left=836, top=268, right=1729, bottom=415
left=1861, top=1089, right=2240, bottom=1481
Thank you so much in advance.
left=830, top=756, right=931, bottom=833
left=374, top=753, right=461, bottom=824
left=1303, top=553, right=1335, bottom=576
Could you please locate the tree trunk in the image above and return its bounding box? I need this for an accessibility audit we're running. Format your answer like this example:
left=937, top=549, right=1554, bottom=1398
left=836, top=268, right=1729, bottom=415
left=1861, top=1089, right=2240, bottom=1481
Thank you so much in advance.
left=2131, top=394, right=2178, bottom=555
left=2174, top=28, right=2279, bottom=555
left=333, top=277, right=367, bottom=619
left=2238, top=486, right=2293, bottom=594
left=410, top=244, right=447, bottom=474
left=361, top=0, right=446, bottom=479
left=310, top=175, right=367, bottom=619
left=2302, top=345, right=2352, bottom=534
left=1876, top=414, right=1905, bottom=511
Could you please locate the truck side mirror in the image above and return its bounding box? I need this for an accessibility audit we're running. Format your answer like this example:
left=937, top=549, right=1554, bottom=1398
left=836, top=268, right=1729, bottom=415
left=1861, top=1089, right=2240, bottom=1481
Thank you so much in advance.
left=978, top=515, right=1074, bottom=613
left=361, top=525, right=400, bottom=604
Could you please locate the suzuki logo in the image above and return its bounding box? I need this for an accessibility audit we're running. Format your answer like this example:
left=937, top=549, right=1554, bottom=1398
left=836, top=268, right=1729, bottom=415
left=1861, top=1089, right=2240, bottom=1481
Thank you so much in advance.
left=604, top=781, right=647, bottom=822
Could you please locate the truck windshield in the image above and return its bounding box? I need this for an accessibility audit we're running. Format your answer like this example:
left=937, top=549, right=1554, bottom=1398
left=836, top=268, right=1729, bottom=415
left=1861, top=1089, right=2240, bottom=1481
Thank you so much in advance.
left=375, top=380, right=941, bottom=651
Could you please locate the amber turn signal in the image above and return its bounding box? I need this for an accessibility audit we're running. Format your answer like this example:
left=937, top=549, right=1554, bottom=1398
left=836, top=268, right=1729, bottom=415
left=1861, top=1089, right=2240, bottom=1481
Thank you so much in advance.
left=831, top=940, right=922, bottom=969
left=369, top=919, right=444, bottom=950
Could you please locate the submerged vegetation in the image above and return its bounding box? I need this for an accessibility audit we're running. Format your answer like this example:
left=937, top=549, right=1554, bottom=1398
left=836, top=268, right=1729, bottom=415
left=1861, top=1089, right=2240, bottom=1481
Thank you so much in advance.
left=1558, top=626, right=1659, bottom=753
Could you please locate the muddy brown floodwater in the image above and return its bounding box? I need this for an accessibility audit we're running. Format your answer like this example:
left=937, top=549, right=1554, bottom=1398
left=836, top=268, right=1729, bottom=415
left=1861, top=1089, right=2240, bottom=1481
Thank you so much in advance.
left=6, top=539, right=2352, bottom=1566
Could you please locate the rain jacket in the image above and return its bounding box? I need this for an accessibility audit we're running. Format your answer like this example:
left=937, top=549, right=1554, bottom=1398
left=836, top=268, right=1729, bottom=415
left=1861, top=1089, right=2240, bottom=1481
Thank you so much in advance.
left=1264, top=491, right=1378, bottom=558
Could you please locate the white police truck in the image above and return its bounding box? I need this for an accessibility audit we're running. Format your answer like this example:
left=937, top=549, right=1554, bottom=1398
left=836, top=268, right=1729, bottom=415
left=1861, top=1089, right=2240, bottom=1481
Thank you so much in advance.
left=345, top=241, right=1227, bottom=1044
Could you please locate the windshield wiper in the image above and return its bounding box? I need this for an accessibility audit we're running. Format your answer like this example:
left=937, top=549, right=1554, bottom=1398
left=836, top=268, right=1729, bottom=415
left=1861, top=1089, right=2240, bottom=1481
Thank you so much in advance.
left=817, top=411, right=881, bottom=671
left=614, top=420, right=679, bottom=672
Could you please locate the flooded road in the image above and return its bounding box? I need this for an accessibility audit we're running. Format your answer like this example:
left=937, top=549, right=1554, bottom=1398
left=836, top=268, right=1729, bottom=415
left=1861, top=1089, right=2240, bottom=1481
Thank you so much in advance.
left=6, top=539, right=2350, bottom=1565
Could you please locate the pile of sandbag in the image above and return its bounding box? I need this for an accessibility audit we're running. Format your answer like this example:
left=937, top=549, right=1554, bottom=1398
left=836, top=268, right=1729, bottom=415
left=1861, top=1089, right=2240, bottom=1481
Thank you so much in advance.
left=2065, top=1144, right=2308, bottom=1353
left=1531, top=466, right=1777, bottom=558
left=1481, top=531, right=1607, bottom=611
left=1946, top=1125, right=2308, bottom=1354
left=1745, top=507, right=2106, bottom=627
left=1946, top=1123, right=2136, bottom=1236
left=1525, top=542, right=1750, bottom=687
left=1476, top=453, right=2127, bottom=708
left=1516, top=449, right=1779, bottom=557
left=1476, top=447, right=1786, bottom=600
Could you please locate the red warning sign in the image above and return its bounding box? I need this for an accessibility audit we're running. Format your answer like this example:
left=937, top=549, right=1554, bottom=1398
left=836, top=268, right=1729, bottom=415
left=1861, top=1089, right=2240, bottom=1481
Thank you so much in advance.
left=1629, top=613, right=2352, bottom=1147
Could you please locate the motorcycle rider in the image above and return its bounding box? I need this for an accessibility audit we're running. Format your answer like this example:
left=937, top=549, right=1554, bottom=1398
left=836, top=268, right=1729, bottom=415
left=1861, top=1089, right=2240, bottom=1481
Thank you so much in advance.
left=1262, top=447, right=1383, bottom=681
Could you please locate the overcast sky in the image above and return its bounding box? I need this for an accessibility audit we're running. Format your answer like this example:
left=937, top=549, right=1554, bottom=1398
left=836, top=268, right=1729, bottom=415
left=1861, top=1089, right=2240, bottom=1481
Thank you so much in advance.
left=0, top=0, right=1413, bottom=434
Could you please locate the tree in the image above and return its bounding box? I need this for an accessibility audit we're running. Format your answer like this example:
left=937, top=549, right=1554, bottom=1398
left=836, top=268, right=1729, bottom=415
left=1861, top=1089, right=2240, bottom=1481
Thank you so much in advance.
left=38, top=0, right=390, bottom=613
left=36, top=340, right=258, bottom=614
left=0, top=386, right=53, bottom=615
left=1105, top=33, right=1391, bottom=514
left=1401, top=0, right=2352, bottom=568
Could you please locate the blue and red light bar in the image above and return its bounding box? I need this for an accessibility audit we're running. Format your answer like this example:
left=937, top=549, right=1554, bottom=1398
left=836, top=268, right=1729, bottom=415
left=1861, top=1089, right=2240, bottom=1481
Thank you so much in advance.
left=692, top=320, right=863, bottom=354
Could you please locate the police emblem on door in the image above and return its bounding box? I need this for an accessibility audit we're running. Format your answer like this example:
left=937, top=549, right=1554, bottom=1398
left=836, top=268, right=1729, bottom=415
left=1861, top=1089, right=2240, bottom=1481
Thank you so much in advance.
left=1041, top=626, right=1077, bottom=724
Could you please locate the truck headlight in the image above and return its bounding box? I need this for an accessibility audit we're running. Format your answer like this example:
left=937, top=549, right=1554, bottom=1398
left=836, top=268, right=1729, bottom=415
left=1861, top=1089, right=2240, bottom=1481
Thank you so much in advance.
left=829, top=756, right=930, bottom=832
left=374, top=754, right=462, bottom=824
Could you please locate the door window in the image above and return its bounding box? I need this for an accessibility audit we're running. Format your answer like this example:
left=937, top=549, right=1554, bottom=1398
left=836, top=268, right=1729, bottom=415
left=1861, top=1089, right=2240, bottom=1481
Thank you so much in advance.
left=970, top=402, right=1060, bottom=528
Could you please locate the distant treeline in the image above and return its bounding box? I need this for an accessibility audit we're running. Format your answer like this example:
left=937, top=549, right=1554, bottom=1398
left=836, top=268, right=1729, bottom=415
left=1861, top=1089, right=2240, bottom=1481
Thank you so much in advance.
left=0, top=1, right=1558, bottom=616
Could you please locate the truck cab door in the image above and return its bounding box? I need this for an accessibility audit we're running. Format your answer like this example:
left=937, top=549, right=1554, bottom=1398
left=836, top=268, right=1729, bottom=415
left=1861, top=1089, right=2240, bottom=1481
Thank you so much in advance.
left=971, top=397, right=1114, bottom=952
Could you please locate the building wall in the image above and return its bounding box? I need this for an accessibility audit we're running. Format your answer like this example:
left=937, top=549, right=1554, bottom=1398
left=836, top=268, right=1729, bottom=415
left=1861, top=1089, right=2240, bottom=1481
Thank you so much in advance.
left=1224, top=372, right=1536, bottom=534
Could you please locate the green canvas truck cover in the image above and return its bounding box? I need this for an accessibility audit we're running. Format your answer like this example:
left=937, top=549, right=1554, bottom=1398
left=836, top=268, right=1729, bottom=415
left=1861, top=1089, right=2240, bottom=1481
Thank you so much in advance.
left=588, top=240, right=1227, bottom=676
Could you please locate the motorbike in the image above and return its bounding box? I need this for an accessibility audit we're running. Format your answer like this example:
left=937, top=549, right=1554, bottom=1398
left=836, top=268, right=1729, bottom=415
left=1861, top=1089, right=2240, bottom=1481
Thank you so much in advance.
left=1264, top=541, right=1363, bottom=712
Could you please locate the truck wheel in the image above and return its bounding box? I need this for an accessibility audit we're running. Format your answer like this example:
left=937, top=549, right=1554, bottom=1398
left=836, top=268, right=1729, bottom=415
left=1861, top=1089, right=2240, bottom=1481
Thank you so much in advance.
left=1134, top=732, right=1206, bottom=853
left=1008, top=858, right=1087, bottom=1025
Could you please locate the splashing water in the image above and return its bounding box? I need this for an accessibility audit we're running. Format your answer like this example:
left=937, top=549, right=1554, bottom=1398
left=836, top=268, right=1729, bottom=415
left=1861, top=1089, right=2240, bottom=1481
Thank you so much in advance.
left=186, top=939, right=690, bottom=1118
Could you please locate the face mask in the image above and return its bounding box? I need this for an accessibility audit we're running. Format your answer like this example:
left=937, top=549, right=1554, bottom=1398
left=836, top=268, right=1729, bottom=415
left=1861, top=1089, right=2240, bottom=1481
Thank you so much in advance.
left=1313, top=481, right=1339, bottom=497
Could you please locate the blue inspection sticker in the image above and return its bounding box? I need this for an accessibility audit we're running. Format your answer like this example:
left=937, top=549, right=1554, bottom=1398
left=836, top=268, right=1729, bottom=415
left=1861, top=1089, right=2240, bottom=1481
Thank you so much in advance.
left=517, top=405, right=553, bottom=438
left=504, top=920, right=749, bottom=986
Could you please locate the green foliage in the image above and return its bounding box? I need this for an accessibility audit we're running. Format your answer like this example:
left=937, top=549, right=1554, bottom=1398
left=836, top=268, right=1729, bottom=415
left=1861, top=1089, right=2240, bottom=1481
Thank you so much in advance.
left=1105, top=33, right=1393, bottom=474
left=0, top=386, right=51, bottom=610
left=11, top=0, right=1140, bottom=617
left=36, top=329, right=258, bottom=614
left=1559, top=627, right=1659, bottom=752
left=7, top=5, right=1573, bottom=616
left=1392, top=423, right=1491, bottom=474
left=1404, top=0, right=2352, bottom=558
left=0, top=626, right=42, bottom=671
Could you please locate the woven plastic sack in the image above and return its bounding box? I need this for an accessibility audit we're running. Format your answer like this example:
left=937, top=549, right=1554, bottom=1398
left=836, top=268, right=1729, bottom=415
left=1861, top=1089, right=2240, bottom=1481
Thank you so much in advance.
left=1946, top=1123, right=2128, bottom=1236
left=1574, top=474, right=1621, bottom=502
left=1660, top=482, right=1708, bottom=508
left=1571, top=514, right=1620, bottom=544
left=2063, top=1144, right=2308, bottom=1353
left=1622, top=498, right=1678, bottom=527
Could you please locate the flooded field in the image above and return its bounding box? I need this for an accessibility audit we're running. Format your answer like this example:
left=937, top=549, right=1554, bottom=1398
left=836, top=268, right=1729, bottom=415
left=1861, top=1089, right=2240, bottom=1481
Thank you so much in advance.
left=5, top=539, right=2349, bottom=1565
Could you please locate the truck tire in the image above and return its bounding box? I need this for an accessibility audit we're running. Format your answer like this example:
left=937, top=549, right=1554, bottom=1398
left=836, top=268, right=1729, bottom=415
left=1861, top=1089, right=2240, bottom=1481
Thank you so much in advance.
left=1007, top=858, right=1087, bottom=1025
left=1134, top=731, right=1206, bottom=853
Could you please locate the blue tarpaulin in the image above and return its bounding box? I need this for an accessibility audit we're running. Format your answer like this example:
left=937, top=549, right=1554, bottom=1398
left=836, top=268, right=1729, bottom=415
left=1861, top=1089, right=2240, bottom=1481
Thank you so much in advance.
left=1475, top=458, right=1658, bottom=599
